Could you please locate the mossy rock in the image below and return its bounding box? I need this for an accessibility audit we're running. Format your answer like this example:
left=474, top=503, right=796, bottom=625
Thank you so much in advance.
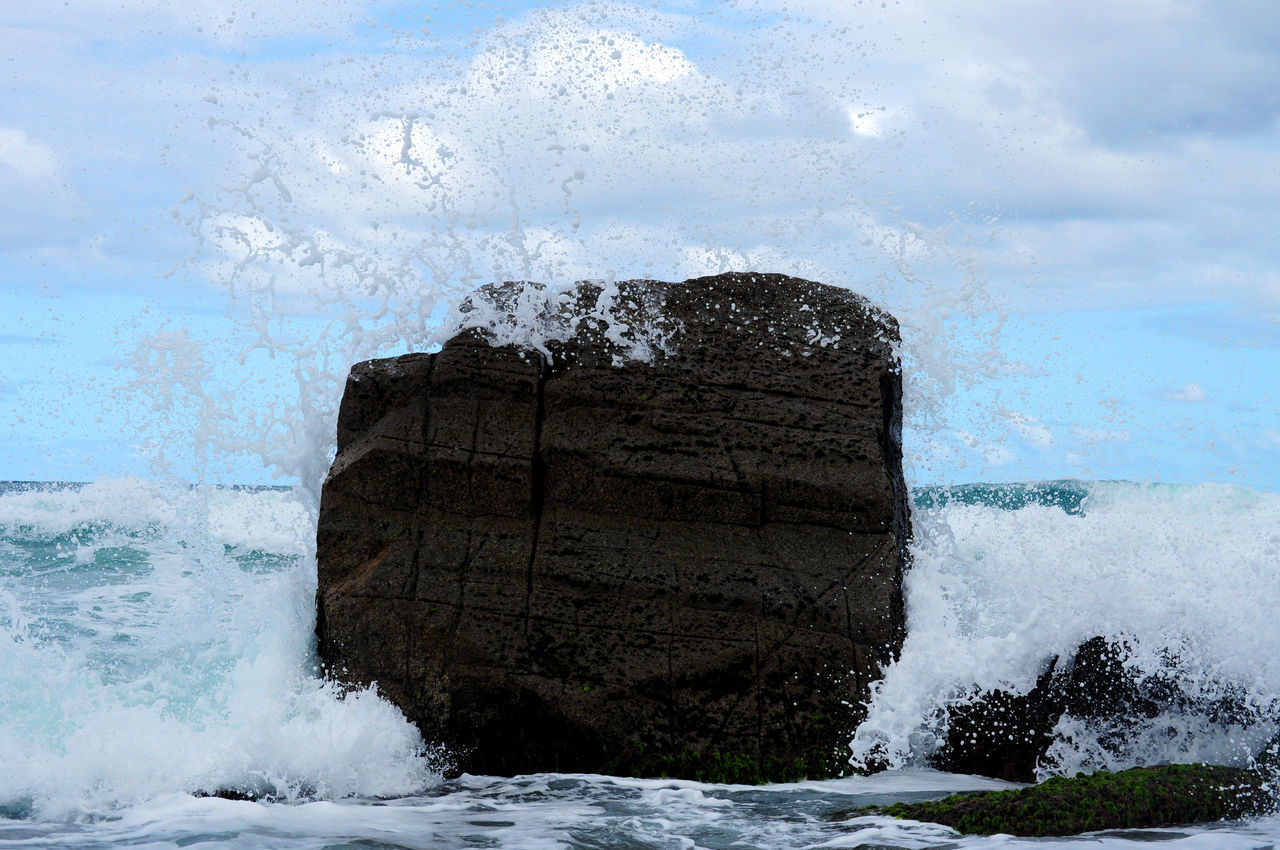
left=859, top=764, right=1274, bottom=837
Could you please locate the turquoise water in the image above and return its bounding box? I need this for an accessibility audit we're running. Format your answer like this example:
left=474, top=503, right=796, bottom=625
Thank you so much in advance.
left=912, top=480, right=1091, bottom=515
left=1, top=478, right=1278, bottom=847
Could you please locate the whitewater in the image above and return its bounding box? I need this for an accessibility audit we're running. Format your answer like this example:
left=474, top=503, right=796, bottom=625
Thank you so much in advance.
left=2, top=477, right=1279, bottom=848
left=3, top=4, right=1277, bottom=844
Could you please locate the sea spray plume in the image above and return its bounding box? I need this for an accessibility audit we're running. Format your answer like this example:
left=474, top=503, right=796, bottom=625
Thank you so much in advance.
left=122, top=329, right=219, bottom=481
left=145, top=0, right=1007, bottom=496
left=0, top=481, right=441, bottom=820
left=119, top=0, right=1004, bottom=795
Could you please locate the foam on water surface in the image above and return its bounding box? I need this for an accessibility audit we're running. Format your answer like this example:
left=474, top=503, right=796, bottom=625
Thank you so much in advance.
left=1, top=772, right=1278, bottom=849
left=3, top=477, right=1279, bottom=842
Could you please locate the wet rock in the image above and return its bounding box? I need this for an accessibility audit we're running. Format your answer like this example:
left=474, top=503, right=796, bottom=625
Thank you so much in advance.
left=927, top=665, right=1063, bottom=784
left=315, top=272, right=910, bottom=779
left=931, top=637, right=1265, bottom=783
left=862, top=764, right=1274, bottom=836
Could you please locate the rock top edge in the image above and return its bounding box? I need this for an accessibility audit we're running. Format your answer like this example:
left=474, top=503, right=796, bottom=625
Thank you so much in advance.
left=448, top=272, right=901, bottom=368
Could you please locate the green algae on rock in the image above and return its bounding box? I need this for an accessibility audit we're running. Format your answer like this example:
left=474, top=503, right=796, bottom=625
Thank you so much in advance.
left=860, top=764, right=1274, bottom=837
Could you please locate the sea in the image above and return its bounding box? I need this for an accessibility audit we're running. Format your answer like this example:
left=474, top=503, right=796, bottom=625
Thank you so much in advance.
left=2, top=477, right=1278, bottom=848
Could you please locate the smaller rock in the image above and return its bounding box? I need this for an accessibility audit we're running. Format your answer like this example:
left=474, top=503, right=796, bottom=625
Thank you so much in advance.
left=931, top=637, right=1267, bottom=782
left=194, top=787, right=266, bottom=802
left=860, top=764, right=1273, bottom=837
left=927, top=665, right=1061, bottom=783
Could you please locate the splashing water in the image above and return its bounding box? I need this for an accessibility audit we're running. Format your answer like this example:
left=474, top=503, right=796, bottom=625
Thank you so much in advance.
left=146, top=2, right=1007, bottom=496
left=0, top=480, right=438, bottom=821
left=853, top=481, right=1280, bottom=779
left=6, top=3, right=1280, bottom=846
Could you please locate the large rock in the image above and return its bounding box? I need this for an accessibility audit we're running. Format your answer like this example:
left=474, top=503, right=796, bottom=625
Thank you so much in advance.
left=315, top=272, right=910, bottom=779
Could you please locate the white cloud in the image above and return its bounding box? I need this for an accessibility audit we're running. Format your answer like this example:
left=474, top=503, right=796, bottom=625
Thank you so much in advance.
left=1165, top=382, right=1208, bottom=402
left=734, top=0, right=1280, bottom=316
left=160, top=6, right=964, bottom=315
left=0, top=129, right=59, bottom=179
left=984, top=443, right=1015, bottom=466
left=1002, top=409, right=1054, bottom=447
left=5, top=0, right=1280, bottom=488
left=1069, top=426, right=1131, bottom=444
left=11, top=0, right=1280, bottom=315
left=5, top=0, right=364, bottom=47
left=996, top=360, right=1044, bottom=377
left=846, top=106, right=892, bottom=138
left=0, top=128, right=84, bottom=249
left=526, top=28, right=696, bottom=88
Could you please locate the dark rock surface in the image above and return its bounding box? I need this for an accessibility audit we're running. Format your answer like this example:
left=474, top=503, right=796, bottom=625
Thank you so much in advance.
left=931, top=637, right=1264, bottom=783
left=316, top=272, right=910, bottom=779
left=862, top=764, right=1273, bottom=836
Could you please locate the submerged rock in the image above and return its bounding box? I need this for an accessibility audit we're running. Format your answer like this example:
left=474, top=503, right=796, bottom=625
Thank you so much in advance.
left=927, top=665, right=1062, bottom=784
left=861, top=764, right=1273, bottom=836
left=931, top=636, right=1266, bottom=782
left=315, top=273, right=910, bottom=779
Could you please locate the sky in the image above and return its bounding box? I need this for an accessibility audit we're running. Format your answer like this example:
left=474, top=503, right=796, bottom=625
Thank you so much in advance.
left=1, top=0, right=1278, bottom=492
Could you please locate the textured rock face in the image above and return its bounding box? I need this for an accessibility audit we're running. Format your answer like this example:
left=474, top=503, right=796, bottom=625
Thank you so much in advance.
left=316, top=272, right=910, bottom=779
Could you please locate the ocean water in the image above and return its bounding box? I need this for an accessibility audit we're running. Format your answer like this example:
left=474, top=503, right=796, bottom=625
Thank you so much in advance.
left=2, top=477, right=1278, bottom=848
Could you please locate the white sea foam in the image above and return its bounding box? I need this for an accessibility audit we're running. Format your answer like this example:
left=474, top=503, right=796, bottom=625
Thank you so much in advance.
left=6, top=475, right=1278, bottom=820
left=0, top=484, right=438, bottom=821
left=852, top=480, right=1280, bottom=777
left=8, top=772, right=1277, bottom=850
left=447, top=277, right=679, bottom=366
left=0, top=479, right=307, bottom=554
left=0, top=479, right=176, bottom=536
